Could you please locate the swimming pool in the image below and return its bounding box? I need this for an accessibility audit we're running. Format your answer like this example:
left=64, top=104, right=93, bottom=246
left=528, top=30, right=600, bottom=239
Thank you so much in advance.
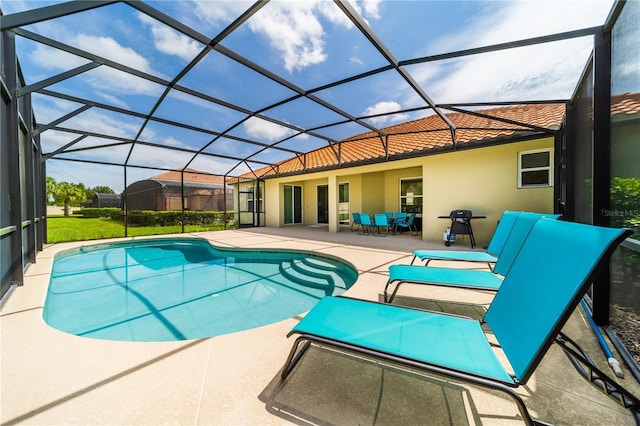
left=43, top=238, right=358, bottom=342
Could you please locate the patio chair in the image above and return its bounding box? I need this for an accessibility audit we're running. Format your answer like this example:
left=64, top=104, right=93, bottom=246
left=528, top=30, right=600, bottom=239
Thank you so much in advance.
left=373, top=213, right=391, bottom=236
left=280, top=219, right=633, bottom=425
left=351, top=212, right=362, bottom=232
left=395, top=212, right=407, bottom=223
left=393, top=213, right=418, bottom=236
left=386, top=213, right=559, bottom=302
left=358, top=213, right=373, bottom=235
left=411, top=210, right=520, bottom=270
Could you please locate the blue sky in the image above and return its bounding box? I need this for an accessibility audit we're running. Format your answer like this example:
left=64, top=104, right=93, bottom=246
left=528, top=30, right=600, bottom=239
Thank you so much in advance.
left=2, top=0, right=617, bottom=192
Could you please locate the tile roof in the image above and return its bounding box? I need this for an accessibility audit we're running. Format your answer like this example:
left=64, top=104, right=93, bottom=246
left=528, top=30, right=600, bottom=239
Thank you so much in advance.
left=152, top=168, right=226, bottom=185
left=611, top=92, right=640, bottom=119
left=247, top=103, right=566, bottom=179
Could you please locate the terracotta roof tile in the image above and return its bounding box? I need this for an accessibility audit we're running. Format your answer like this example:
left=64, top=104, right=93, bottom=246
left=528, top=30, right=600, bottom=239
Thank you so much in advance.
left=611, top=92, right=640, bottom=118
left=245, top=103, right=567, bottom=179
left=152, top=168, right=225, bottom=185
left=242, top=95, right=639, bottom=179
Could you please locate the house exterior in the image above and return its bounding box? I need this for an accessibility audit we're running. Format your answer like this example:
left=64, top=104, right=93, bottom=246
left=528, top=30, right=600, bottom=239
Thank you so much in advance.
left=234, top=103, right=566, bottom=246
left=124, top=169, right=234, bottom=212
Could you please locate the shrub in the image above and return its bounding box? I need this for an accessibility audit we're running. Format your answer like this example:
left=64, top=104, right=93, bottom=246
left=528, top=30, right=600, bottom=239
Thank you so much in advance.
left=123, top=210, right=234, bottom=226
left=80, top=207, right=121, bottom=218
left=610, top=177, right=640, bottom=236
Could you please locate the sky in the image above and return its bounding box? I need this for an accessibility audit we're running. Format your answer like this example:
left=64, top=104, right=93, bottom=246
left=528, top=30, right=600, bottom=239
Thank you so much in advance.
left=1, top=0, right=618, bottom=192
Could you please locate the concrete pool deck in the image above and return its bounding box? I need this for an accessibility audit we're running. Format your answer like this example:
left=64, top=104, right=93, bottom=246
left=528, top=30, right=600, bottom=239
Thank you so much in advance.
left=1, top=226, right=639, bottom=425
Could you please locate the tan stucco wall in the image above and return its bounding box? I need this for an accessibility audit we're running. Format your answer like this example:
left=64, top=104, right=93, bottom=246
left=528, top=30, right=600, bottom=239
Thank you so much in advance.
left=304, top=178, right=329, bottom=224
left=260, top=137, right=555, bottom=245
left=420, top=139, right=554, bottom=244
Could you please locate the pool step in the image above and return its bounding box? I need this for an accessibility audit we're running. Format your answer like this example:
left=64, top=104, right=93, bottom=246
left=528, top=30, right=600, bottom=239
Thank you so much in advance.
left=299, top=258, right=352, bottom=290
left=299, top=257, right=341, bottom=272
left=279, top=260, right=336, bottom=294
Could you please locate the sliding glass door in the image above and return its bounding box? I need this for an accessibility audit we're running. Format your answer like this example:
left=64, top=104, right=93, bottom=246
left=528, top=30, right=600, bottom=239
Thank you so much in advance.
left=284, top=185, right=302, bottom=225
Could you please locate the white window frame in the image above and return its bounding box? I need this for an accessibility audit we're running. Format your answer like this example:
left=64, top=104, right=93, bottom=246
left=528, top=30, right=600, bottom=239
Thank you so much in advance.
left=338, top=182, right=350, bottom=226
left=518, top=148, right=553, bottom=188
left=399, top=177, right=423, bottom=215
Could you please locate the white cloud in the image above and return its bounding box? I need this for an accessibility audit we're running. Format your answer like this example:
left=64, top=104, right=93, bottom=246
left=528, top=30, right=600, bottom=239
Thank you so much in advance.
left=40, top=130, right=82, bottom=153
left=424, top=38, right=591, bottom=103
left=190, top=154, right=253, bottom=177
left=243, top=117, right=294, bottom=141
left=409, top=1, right=615, bottom=104
left=46, top=159, right=127, bottom=192
left=138, top=13, right=203, bottom=61
left=32, top=95, right=85, bottom=125
left=361, top=0, right=382, bottom=20
left=315, top=1, right=354, bottom=28
left=28, top=35, right=163, bottom=97
left=95, top=92, right=130, bottom=109
left=73, top=34, right=151, bottom=72
left=248, top=2, right=327, bottom=72
left=127, top=144, right=194, bottom=169
left=162, top=136, right=188, bottom=148
left=362, top=101, right=409, bottom=126
left=192, top=0, right=253, bottom=25
left=190, top=0, right=376, bottom=73
left=29, top=44, right=88, bottom=70
left=62, top=109, right=141, bottom=140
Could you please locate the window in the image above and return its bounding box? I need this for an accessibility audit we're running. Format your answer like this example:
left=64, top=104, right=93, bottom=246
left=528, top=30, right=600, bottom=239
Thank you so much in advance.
left=400, top=178, right=422, bottom=214
left=518, top=149, right=553, bottom=188
left=338, top=182, right=349, bottom=225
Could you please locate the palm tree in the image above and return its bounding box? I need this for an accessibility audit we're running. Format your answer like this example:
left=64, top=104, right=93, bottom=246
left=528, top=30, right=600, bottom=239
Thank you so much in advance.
left=54, top=182, right=86, bottom=216
left=45, top=176, right=57, bottom=205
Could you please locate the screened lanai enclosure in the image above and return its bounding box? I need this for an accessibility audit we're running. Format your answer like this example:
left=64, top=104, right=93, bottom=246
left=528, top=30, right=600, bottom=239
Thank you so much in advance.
left=1, top=1, right=639, bottom=374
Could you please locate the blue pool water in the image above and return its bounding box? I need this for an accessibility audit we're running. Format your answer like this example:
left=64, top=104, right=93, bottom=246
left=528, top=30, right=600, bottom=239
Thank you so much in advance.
left=43, top=238, right=358, bottom=342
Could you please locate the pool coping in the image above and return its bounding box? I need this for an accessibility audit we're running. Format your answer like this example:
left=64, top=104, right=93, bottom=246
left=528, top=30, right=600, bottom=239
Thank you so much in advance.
left=2, top=228, right=638, bottom=425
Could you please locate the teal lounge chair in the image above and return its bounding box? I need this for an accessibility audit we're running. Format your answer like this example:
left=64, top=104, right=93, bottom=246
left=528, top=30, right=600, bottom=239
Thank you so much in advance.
left=411, top=210, right=522, bottom=270
left=280, top=219, right=633, bottom=425
left=385, top=212, right=560, bottom=302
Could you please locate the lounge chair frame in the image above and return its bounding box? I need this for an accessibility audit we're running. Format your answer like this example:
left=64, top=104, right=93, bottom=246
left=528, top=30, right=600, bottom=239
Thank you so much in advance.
left=556, top=331, right=640, bottom=419
left=281, top=318, right=539, bottom=425
left=387, top=213, right=560, bottom=302
left=411, top=210, right=522, bottom=270
left=280, top=220, right=632, bottom=426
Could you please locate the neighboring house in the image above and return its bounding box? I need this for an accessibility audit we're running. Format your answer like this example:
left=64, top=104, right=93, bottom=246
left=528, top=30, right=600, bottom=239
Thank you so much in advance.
left=234, top=103, right=567, bottom=245
left=124, top=169, right=234, bottom=212
left=91, top=193, right=121, bottom=208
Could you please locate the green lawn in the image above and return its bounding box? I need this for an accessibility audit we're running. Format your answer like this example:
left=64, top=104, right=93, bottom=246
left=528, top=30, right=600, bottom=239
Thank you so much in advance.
left=46, top=216, right=233, bottom=243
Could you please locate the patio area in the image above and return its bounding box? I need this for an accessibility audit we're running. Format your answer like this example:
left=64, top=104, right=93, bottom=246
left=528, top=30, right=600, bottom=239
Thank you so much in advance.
left=1, top=226, right=638, bottom=425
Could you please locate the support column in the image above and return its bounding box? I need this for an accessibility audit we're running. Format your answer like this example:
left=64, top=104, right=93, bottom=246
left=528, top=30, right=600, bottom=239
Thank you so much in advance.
left=328, top=175, right=339, bottom=233
left=592, top=29, right=612, bottom=325
left=1, top=29, right=24, bottom=290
